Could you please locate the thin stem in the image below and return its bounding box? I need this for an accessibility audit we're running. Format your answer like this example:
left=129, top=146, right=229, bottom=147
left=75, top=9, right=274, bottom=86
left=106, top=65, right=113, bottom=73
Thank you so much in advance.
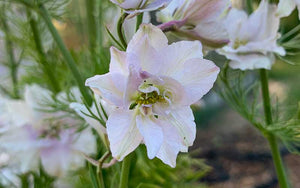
left=259, top=69, right=290, bottom=188
left=28, top=10, right=60, bottom=93
left=38, top=5, right=92, bottom=105
left=1, top=11, right=19, bottom=98
left=135, top=13, right=143, bottom=32
left=96, top=168, right=105, bottom=188
left=96, top=151, right=110, bottom=188
left=279, top=24, right=300, bottom=43
left=119, top=154, right=132, bottom=188
left=117, top=13, right=129, bottom=49
left=85, top=0, right=106, bottom=74
left=260, top=69, right=272, bottom=125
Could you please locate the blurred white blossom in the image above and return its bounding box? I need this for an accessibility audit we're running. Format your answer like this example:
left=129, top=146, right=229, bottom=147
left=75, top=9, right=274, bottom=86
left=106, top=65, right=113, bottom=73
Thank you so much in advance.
left=86, top=24, right=219, bottom=167
left=0, top=85, right=96, bottom=177
left=217, top=0, right=285, bottom=70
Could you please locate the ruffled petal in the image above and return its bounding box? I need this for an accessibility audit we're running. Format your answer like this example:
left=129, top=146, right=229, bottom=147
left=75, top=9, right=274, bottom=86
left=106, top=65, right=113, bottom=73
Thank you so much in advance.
left=167, top=107, right=196, bottom=147
left=171, top=58, right=219, bottom=105
left=127, top=24, right=168, bottom=53
left=155, top=107, right=195, bottom=167
left=158, top=40, right=203, bottom=76
left=109, top=47, right=128, bottom=75
left=106, top=109, right=143, bottom=160
left=226, top=52, right=275, bottom=70
left=85, top=72, right=127, bottom=106
left=136, top=115, right=163, bottom=159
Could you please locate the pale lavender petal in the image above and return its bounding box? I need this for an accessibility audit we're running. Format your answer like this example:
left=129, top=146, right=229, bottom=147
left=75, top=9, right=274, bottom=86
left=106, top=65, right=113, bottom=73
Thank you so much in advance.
left=172, top=58, right=219, bottom=105
left=109, top=47, right=128, bottom=75
left=85, top=73, right=127, bottom=107
left=136, top=115, right=163, bottom=159
left=106, top=109, right=143, bottom=161
left=127, top=24, right=168, bottom=53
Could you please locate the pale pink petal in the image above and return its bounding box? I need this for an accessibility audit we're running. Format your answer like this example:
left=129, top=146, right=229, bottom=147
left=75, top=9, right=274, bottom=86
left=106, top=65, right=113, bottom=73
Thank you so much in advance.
left=239, top=1, right=279, bottom=44
left=157, top=40, right=203, bottom=76
left=85, top=73, right=127, bottom=106
left=191, top=21, right=229, bottom=47
left=167, top=107, right=196, bottom=147
left=171, top=58, right=219, bottom=105
left=126, top=37, right=163, bottom=75
left=136, top=115, right=163, bottom=159
left=184, top=0, right=231, bottom=24
left=109, top=47, right=128, bottom=75
left=123, top=65, right=144, bottom=107
left=226, top=52, right=275, bottom=70
left=223, top=9, right=248, bottom=43
left=127, top=24, right=168, bottom=53
left=155, top=107, right=195, bottom=167
left=106, top=109, right=143, bottom=161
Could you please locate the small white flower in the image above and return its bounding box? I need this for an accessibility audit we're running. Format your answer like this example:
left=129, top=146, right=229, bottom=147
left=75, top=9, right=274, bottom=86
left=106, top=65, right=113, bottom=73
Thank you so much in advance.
left=86, top=24, right=219, bottom=167
left=110, top=0, right=171, bottom=16
left=156, top=0, right=231, bottom=47
left=277, top=0, right=300, bottom=19
left=0, top=85, right=96, bottom=177
left=217, top=0, right=285, bottom=70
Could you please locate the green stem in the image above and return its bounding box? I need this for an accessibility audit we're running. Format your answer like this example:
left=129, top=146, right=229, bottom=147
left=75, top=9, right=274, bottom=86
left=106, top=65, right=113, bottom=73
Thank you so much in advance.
left=135, top=13, right=143, bottom=32
left=28, top=11, right=60, bottom=93
left=85, top=0, right=102, bottom=51
left=260, top=69, right=272, bottom=125
left=1, top=11, right=19, bottom=98
left=85, top=0, right=105, bottom=74
left=38, top=5, right=92, bottom=105
left=117, top=13, right=129, bottom=49
left=119, top=154, right=132, bottom=188
left=259, top=69, right=290, bottom=188
left=96, top=168, right=105, bottom=188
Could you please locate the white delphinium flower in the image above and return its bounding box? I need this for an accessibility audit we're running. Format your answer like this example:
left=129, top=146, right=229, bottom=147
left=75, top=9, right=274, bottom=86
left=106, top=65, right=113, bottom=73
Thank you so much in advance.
left=86, top=24, right=219, bottom=167
left=217, top=0, right=285, bottom=70
left=277, top=0, right=300, bottom=19
left=156, top=0, right=231, bottom=47
left=0, top=85, right=96, bottom=177
left=110, top=0, right=171, bottom=17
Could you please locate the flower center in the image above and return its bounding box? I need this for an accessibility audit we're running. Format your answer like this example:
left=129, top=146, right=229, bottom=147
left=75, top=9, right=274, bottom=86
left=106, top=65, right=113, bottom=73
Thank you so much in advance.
left=129, top=80, right=170, bottom=110
left=233, top=38, right=248, bottom=49
left=136, top=91, right=165, bottom=105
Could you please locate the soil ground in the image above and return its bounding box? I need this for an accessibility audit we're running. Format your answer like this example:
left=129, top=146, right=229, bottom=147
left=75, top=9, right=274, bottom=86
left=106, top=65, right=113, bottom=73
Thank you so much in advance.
left=193, top=108, right=300, bottom=188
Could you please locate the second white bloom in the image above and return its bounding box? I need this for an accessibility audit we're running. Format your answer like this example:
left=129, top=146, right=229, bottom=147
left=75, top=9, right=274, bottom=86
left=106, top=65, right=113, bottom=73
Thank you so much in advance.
left=86, top=24, right=219, bottom=167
